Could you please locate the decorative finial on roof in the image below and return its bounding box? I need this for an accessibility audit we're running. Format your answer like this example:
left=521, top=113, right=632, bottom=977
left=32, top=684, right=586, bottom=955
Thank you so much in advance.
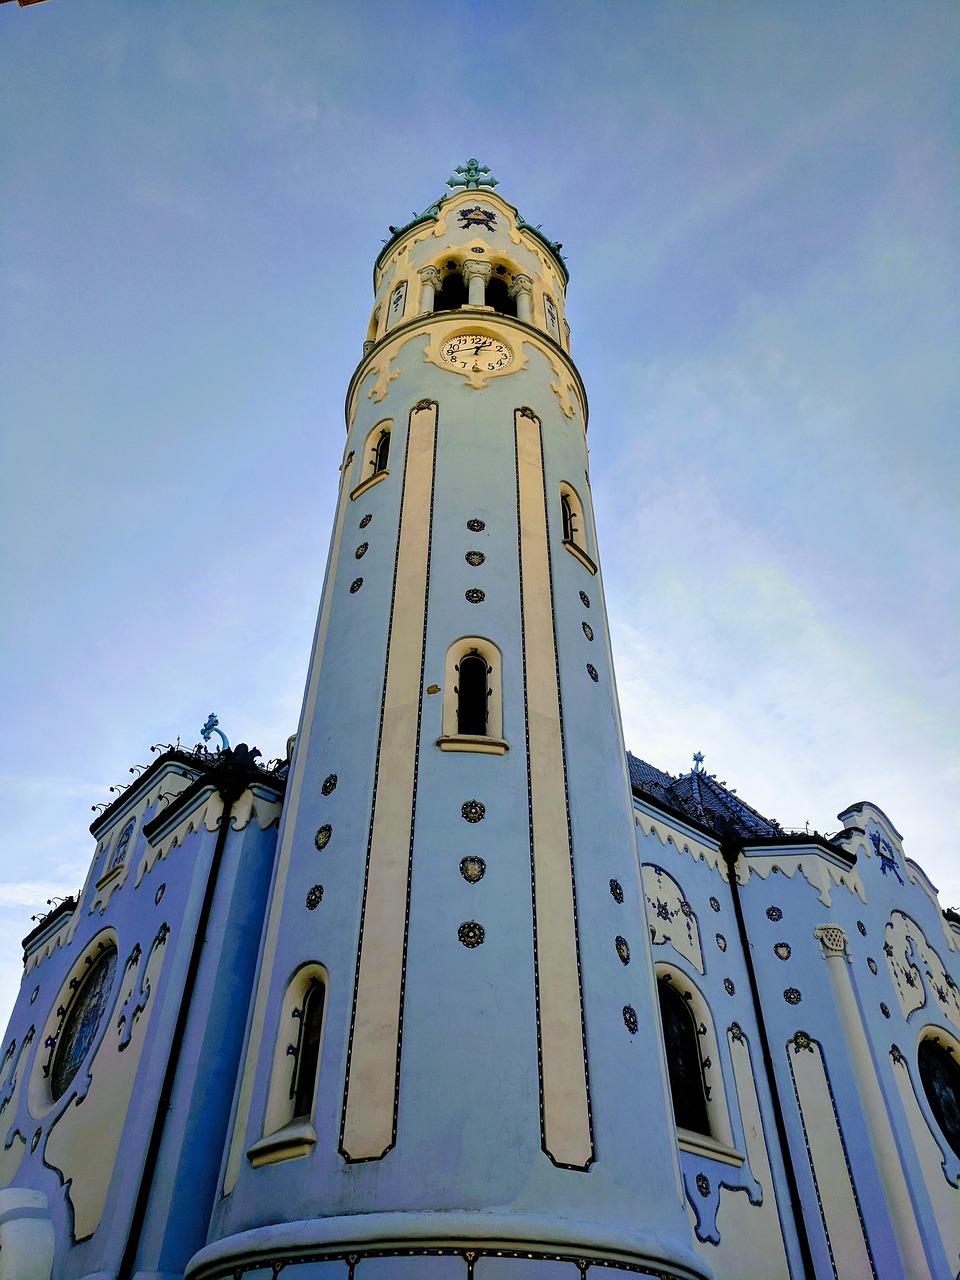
left=201, top=712, right=229, bottom=752
left=447, top=159, right=498, bottom=191
left=692, top=750, right=705, bottom=772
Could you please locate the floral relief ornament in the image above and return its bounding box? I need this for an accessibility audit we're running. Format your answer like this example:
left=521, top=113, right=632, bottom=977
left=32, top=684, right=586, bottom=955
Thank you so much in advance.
left=458, top=920, right=485, bottom=948
left=461, top=799, right=485, bottom=823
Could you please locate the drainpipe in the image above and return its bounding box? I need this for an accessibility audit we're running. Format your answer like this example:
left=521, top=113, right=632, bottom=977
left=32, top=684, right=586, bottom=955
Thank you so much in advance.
left=117, top=748, right=254, bottom=1280
left=721, top=834, right=817, bottom=1279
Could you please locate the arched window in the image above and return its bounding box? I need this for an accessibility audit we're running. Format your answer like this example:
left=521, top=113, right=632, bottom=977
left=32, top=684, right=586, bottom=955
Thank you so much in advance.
left=109, top=819, right=135, bottom=872
left=291, top=980, right=325, bottom=1121
left=485, top=276, right=517, bottom=318
left=658, top=977, right=710, bottom=1136
left=918, top=1035, right=960, bottom=1159
left=559, top=482, right=596, bottom=574
left=561, top=493, right=577, bottom=544
left=434, top=269, right=467, bottom=313
left=373, top=428, right=390, bottom=475
left=351, top=420, right=392, bottom=499
left=439, top=638, right=506, bottom=755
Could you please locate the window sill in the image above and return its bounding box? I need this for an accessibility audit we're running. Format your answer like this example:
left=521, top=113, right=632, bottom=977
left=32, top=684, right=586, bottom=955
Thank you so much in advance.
left=246, top=1118, right=317, bottom=1168
left=562, top=539, right=597, bottom=575
left=350, top=470, right=389, bottom=501
left=436, top=735, right=509, bottom=756
left=677, top=1128, right=745, bottom=1167
left=95, top=863, right=125, bottom=891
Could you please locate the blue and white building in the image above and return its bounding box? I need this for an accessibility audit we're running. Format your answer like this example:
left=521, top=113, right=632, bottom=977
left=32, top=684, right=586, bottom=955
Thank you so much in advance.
left=0, top=164, right=957, bottom=1280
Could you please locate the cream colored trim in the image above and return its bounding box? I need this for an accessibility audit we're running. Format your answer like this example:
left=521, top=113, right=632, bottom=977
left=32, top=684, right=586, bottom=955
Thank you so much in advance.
left=340, top=401, right=437, bottom=1161
left=561, top=539, right=597, bottom=575
left=814, top=926, right=932, bottom=1278
left=516, top=409, right=592, bottom=1169
left=94, top=862, right=124, bottom=892
left=677, top=1129, right=745, bottom=1167
left=436, top=735, right=508, bottom=756
left=246, top=1119, right=317, bottom=1169
left=223, top=452, right=354, bottom=1195
left=350, top=470, right=389, bottom=501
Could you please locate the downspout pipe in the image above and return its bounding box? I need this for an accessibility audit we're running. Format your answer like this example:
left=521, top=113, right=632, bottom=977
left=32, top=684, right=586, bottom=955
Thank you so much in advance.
left=720, top=831, right=817, bottom=1280
left=117, top=746, right=258, bottom=1280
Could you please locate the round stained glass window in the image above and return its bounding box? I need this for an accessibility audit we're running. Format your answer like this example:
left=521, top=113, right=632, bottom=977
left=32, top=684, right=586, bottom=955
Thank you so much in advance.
left=51, top=946, right=117, bottom=1101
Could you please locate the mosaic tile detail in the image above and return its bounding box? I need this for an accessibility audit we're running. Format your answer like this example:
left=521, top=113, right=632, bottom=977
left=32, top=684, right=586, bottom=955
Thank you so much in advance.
left=155, top=883, right=166, bottom=905
left=784, top=987, right=802, bottom=1005
left=359, top=513, right=372, bottom=528
left=716, top=933, right=727, bottom=952
left=696, top=1173, right=710, bottom=1197
left=729, top=1022, right=744, bottom=1042
left=306, top=885, right=323, bottom=910
left=774, top=942, right=791, bottom=961
left=586, top=664, right=599, bottom=682
left=857, top=920, right=867, bottom=936
left=766, top=906, right=783, bottom=922
left=458, top=920, right=485, bottom=948
left=579, top=590, right=590, bottom=608
left=461, top=799, right=485, bottom=823
left=880, top=1002, right=891, bottom=1018
left=467, top=518, right=486, bottom=531
left=315, top=825, right=332, bottom=851
left=465, top=588, right=485, bottom=604
left=609, top=878, right=624, bottom=903
left=724, top=978, right=735, bottom=995
left=615, top=935, right=630, bottom=965
left=460, top=856, right=486, bottom=884
left=355, top=542, right=368, bottom=559
left=793, top=1030, right=813, bottom=1052
left=321, top=773, right=338, bottom=795
left=582, top=622, right=594, bottom=641
left=867, top=957, right=878, bottom=974
left=465, top=550, right=485, bottom=566
left=30, top=986, right=39, bottom=1005
left=710, top=896, right=721, bottom=913
left=622, top=1005, right=638, bottom=1034
left=350, top=577, right=363, bottom=593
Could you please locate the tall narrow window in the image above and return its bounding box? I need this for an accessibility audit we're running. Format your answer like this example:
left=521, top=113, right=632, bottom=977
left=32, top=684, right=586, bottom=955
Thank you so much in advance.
left=456, top=652, right=489, bottom=736
left=918, top=1036, right=960, bottom=1159
left=561, top=494, right=576, bottom=544
left=291, top=980, right=325, bottom=1120
left=434, top=270, right=467, bottom=312
left=658, top=978, right=710, bottom=1136
left=485, top=276, right=517, bottom=317
left=373, top=429, right=390, bottom=475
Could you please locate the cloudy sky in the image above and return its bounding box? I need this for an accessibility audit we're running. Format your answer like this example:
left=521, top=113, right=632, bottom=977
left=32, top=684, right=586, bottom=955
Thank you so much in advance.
left=1, top=0, right=957, bottom=1025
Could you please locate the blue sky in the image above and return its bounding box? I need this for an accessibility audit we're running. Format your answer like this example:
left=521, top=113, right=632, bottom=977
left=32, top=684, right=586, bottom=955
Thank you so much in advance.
left=1, top=0, right=958, bottom=1024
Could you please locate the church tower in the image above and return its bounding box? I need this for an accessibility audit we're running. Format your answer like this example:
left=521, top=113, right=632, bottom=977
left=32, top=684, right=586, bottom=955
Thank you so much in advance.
left=192, top=164, right=707, bottom=1280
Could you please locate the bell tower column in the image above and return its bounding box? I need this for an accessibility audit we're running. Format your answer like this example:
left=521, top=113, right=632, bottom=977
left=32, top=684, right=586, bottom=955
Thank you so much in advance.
left=193, top=163, right=708, bottom=1280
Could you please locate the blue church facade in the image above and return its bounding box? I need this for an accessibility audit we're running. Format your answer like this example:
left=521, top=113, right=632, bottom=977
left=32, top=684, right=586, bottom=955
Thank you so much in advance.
left=0, top=165, right=958, bottom=1280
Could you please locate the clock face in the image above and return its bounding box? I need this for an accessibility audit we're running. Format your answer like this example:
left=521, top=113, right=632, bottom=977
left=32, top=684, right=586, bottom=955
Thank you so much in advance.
left=440, top=333, right=513, bottom=373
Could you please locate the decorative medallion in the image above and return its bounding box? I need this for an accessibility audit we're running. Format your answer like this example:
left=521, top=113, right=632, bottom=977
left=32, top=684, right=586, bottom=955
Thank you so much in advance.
left=579, top=590, right=590, bottom=608
left=716, top=933, right=727, bottom=952
left=792, top=1030, right=813, bottom=1053
left=890, top=1044, right=905, bottom=1066
left=465, top=588, right=485, bottom=604
left=315, top=825, right=332, bottom=851
left=766, top=906, right=783, bottom=922
left=458, top=920, right=485, bottom=948
left=586, top=664, right=599, bottom=682
left=460, top=856, right=486, bottom=883
left=774, top=942, right=792, bottom=961
left=457, top=205, right=497, bottom=232
left=696, top=1173, right=710, bottom=1197
left=321, top=773, right=338, bottom=795
left=155, top=883, right=166, bottom=905
left=31, top=1129, right=41, bottom=1153
left=622, top=1005, right=638, bottom=1034
left=729, top=1021, right=744, bottom=1042
left=857, top=920, right=867, bottom=936
left=609, top=878, right=624, bottom=904
left=582, top=622, right=594, bottom=641
left=710, top=896, right=721, bottom=913
left=680, top=901, right=694, bottom=918
left=359, top=513, right=372, bottom=528
left=355, top=543, right=368, bottom=559
left=867, top=957, right=878, bottom=974
left=465, top=551, right=485, bottom=566
left=880, top=1002, right=891, bottom=1018
left=461, top=799, right=485, bottom=823
left=350, top=578, right=363, bottom=593
left=615, top=935, right=630, bottom=965
left=723, top=978, right=735, bottom=996
left=467, top=518, right=486, bottom=531
left=305, top=885, right=323, bottom=910
left=784, top=988, right=802, bottom=1005
left=30, top=986, right=39, bottom=1004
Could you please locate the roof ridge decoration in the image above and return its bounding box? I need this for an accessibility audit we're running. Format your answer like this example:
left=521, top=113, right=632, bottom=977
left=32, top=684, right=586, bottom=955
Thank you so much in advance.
left=446, top=158, right=499, bottom=191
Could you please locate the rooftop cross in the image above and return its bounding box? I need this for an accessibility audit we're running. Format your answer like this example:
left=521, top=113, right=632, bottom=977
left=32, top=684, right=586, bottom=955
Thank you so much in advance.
left=692, top=750, right=705, bottom=771
left=447, top=159, right=498, bottom=191
left=201, top=712, right=230, bottom=752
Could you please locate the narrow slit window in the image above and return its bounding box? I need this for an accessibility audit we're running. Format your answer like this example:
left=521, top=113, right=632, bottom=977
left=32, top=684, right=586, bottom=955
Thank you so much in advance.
left=373, top=429, right=390, bottom=475
left=456, top=652, right=489, bottom=736
left=658, top=978, right=711, bottom=1136
left=291, top=980, right=325, bottom=1120
left=561, top=494, right=577, bottom=544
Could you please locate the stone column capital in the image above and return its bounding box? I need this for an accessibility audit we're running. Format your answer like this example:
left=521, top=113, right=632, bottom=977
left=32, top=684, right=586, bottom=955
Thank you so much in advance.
left=418, top=265, right=442, bottom=289
left=461, top=259, right=493, bottom=283
left=814, top=924, right=849, bottom=957
left=509, top=273, right=534, bottom=297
